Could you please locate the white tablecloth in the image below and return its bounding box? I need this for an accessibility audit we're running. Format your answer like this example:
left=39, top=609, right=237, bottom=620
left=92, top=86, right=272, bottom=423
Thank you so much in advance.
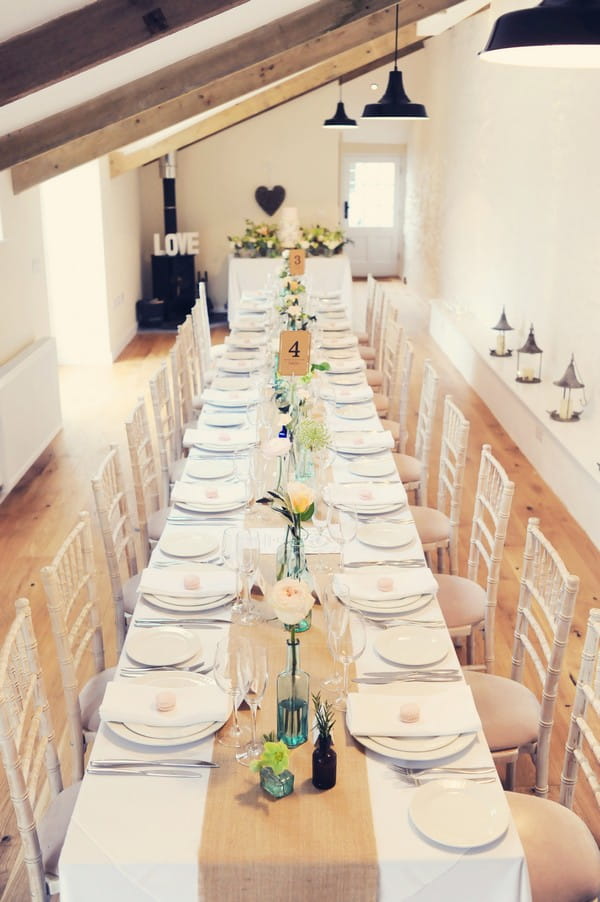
left=227, top=254, right=354, bottom=326
left=59, top=339, right=531, bottom=902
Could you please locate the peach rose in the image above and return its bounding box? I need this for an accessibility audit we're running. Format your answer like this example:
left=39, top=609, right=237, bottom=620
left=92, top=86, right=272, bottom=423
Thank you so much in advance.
left=286, top=481, right=314, bottom=515
left=270, top=578, right=314, bottom=625
left=262, top=437, right=291, bottom=458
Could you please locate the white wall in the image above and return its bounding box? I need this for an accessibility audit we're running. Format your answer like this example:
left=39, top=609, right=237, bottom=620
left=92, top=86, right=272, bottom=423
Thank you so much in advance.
left=41, top=159, right=142, bottom=364
left=139, top=87, right=342, bottom=310
left=0, top=173, right=50, bottom=366
left=401, top=11, right=600, bottom=413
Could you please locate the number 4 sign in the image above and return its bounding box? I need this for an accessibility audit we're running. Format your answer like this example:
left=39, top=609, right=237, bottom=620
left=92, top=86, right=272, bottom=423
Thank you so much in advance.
left=278, top=330, right=311, bottom=376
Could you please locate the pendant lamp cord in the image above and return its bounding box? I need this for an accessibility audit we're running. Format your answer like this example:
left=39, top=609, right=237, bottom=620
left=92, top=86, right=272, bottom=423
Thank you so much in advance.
left=394, top=3, right=399, bottom=70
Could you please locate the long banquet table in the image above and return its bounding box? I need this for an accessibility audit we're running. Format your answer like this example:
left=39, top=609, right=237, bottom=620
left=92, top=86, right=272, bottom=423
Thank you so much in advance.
left=59, top=303, right=532, bottom=902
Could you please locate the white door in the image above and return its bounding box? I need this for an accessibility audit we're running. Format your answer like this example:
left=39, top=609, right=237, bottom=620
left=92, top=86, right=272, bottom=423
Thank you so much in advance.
left=341, top=150, right=405, bottom=277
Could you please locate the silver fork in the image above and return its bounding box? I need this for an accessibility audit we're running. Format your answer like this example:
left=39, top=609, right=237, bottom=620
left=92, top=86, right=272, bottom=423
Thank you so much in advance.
left=120, top=662, right=213, bottom=677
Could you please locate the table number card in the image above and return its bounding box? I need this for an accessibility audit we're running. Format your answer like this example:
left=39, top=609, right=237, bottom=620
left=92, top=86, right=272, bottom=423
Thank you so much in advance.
left=288, top=248, right=306, bottom=275
left=278, top=330, right=311, bottom=376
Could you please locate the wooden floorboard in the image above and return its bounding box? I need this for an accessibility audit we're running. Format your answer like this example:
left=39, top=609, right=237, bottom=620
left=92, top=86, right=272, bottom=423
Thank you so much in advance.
left=0, top=297, right=597, bottom=899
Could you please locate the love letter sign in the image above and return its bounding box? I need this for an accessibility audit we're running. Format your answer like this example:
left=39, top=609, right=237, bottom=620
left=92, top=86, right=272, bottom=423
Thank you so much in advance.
left=153, top=232, right=199, bottom=256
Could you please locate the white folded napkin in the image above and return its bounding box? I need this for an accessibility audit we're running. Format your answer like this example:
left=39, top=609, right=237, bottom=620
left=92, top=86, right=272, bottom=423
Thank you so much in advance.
left=326, top=482, right=407, bottom=510
left=332, top=431, right=394, bottom=452
left=320, top=335, right=358, bottom=349
left=200, top=389, right=258, bottom=408
left=321, top=318, right=352, bottom=331
left=170, top=481, right=246, bottom=506
left=321, top=385, right=373, bottom=403
left=218, top=357, right=263, bottom=372
left=227, top=332, right=267, bottom=348
left=231, top=317, right=267, bottom=332
left=100, top=681, right=229, bottom=727
left=183, top=426, right=253, bottom=449
left=138, top=567, right=236, bottom=598
left=346, top=685, right=481, bottom=738
left=334, top=567, right=438, bottom=601
left=325, top=360, right=365, bottom=375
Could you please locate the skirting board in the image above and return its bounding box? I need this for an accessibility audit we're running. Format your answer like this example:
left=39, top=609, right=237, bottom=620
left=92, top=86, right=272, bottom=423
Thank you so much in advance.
left=429, top=301, right=600, bottom=549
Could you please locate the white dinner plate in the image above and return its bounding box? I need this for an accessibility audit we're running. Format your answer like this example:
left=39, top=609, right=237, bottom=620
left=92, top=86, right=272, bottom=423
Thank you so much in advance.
left=185, top=460, right=234, bottom=480
left=327, top=362, right=364, bottom=375
left=211, top=377, right=252, bottom=392
left=354, top=730, right=477, bottom=763
left=175, top=499, right=245, bottom=514
left=126, top=627, right=201, bottom=667
left=326, top=349, right=358, bottom=360
left=159, top=534, right=219, bottom=559
left=348, top=594, right=435, bottom=616
left=107, top=672, right=228, bottom=747
left=350, top=458, right=396, bottom=478
left=336, top=405, right=374, bottom=420
left=203, top=413, right=246, bottom=428
left=374, top=626, right=448, bottom=667
left=328, top=374, right=365, bottom=386
left=319, top=336, right=355, bottom=349
left=144, top=592, right=234, bottom=613
left=356, top=523, right=415, bottom=549
left=409, top=779, right=509, bottom=849
left=218, top=358, right=261, bottom=373
left=371, top=733, right=460, bottom=754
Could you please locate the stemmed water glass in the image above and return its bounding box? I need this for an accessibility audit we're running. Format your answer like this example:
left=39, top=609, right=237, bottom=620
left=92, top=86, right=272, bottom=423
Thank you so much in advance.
left=221, top=527, right=243, bottom=616
left=320, top=577, right=350, bottom=692
left=236, top=644, right=269, bottom=766
left=327, top=606, right=366, bottom=711
left=326, top=506, right=358, bottom=567
left=213, top=636, right=252, bottom=748
left=236, top=528, right=260, bottom=624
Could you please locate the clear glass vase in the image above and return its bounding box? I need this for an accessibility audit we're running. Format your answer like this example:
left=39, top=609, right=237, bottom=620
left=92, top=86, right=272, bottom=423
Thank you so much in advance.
left=277, top=638, right=309, bottom=748
left=275, top=530, right=312, bottom=632
left=294, top=445, right=314, bottom=482
left=259, top=766, right=295, bottom=798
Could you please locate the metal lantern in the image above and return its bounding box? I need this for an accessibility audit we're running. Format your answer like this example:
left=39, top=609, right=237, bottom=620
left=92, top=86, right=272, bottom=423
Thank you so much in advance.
left=549, top=354, right=586, bottom=422
left=516, top=324, right=543, bottom=383
left=490, top=307, right=514, bottom=357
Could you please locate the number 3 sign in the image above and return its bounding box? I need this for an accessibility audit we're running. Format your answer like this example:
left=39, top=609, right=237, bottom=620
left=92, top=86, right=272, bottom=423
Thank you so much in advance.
left=288, top=248, right=306, bottom=275
left=278, top=330, right=311, bottom=376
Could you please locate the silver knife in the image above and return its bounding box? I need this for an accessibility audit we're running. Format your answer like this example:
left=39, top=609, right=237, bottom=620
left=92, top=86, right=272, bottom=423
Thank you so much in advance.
left=90, top=758, right=219, bottom=768
left=344, top=560, right=426, bottom=568
left=87, top=767, right=206, bottom=778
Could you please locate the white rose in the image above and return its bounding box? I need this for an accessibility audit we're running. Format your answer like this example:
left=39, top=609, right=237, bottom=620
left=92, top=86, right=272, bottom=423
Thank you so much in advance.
left=270, top=578, right=314, bottom=625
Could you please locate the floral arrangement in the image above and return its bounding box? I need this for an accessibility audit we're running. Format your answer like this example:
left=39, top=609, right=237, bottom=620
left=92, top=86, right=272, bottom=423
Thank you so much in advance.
left=298, top=224, right=348, bottom=256
left=295, top=417, right=330, bottom=453
left=277, top=251, right=312, bottom=330
left=259, top=482, right=315, bottom=541
left=249, top=739, right=290, bottom=776
left=228, top=219, right=281, bottom=257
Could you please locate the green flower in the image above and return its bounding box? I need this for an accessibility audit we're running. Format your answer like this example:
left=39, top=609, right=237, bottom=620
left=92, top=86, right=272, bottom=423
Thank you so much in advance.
left=249, top=740, right=290, bottom=775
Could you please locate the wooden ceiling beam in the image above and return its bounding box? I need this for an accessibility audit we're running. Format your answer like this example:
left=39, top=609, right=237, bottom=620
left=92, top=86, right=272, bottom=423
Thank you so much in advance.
left=339, top=39, right=426, bottom=84
left=0, top=0, right=249, bottom=108
left=5, top=0, right=464, bottom=190
left=109, top=25, right=417, bottom=176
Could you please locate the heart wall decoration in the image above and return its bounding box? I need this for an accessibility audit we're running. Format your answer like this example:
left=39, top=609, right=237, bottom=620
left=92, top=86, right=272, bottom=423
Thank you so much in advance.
left=255, top=185, right=286, bottom=216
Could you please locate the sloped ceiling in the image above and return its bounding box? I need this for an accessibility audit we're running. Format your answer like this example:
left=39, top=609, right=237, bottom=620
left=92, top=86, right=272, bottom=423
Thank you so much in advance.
left=0, top=0, right=472, bottom=192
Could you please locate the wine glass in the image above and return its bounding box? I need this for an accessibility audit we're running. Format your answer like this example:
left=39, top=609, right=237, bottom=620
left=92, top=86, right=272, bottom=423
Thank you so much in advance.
left=326, top=506, right=358, bottom=567
left=306, top=485, right=329, bottom=549
left=328, top=606, right=366, bottom=711
left=213, top=636, right=252, bottom=748
left=236, top=644, right=269, bottom=766
left=236, top=528, right=260, bottom=625
left=221, top=527, right=243, bottom=616
left=320, top=577, right=350, bottom=692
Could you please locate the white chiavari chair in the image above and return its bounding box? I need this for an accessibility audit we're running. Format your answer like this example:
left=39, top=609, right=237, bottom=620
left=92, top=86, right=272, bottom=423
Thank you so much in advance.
left=0, top=599, right=80, bottom=902
left=125, top=397, right=170, bottom=559
left=177, top=314, right=203, bottom=413
left=170, top=333, right=196, bottom=439
left=365, top=288, right=389, bottom=389
left=91, top=444, right=141, bottom=652
left=356, top=273, right=377, bottom=346
left=371, top=317, right=404, bottom=419
left=40, top=512, right=114, bottom=782
left=380, top=338, right=414, bottom=453
left=410, top=396, right=470, bottom=574
left=149, top=362, right=186, bottom=502
left=435, top=443, right=514, bottom=671
left=393, top=359, right=439, bottom=505
left=465, top=517, right=579, bottom=797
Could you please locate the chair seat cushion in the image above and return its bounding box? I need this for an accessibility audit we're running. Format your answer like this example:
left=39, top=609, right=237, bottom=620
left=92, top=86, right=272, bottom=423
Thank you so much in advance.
left=359, top=345, right=376, bottom=361
left=411, top=505, right=451, bottom=545
left=380, top=419, right=400, bottom=441
left=393, top=453, right=421, bottom=484
left=366, top=369, right=383, bottom=388
left=170, top=456, right=187, bottom=483
left=356, top=330, right=369, bottom=344
left=436, top=574, right=486, bottom=628
left=123, top=572, right=141, bottom=615
left=372, top=393, right=389, bottom=416
left=79, top=667, right=117, bottom=733
left=463, top=670, right=540, bottom=751
left=38, top=781, right=82, bottom=878
left=148, top=506, right=170, bottom=541
left=506, top=791, right=600, bottom=902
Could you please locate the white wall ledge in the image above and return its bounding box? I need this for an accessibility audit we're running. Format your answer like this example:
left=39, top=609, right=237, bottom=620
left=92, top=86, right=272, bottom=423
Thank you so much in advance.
left=429, top=301, right=599, bottom=549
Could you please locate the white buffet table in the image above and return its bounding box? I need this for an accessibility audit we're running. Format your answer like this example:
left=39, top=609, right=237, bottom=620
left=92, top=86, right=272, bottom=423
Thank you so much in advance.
left=227, top=254, right=354, bottom=326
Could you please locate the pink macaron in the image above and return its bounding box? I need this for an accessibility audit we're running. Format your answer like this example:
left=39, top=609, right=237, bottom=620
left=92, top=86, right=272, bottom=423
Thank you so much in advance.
left=156, top=690, right=177, bottom=713
left=399, top=703, right=420, bottom=724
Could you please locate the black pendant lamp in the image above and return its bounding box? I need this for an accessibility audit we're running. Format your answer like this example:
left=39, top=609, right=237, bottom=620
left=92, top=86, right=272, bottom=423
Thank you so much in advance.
left=323, top=84, right=357, bottom=129
left=362, top=4, right=428, bottom=120
left=480, top=0, right=600, bottom=67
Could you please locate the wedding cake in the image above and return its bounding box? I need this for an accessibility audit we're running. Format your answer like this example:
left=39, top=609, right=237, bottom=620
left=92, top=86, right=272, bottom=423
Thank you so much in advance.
left=279, top=206, right=300, bottom=248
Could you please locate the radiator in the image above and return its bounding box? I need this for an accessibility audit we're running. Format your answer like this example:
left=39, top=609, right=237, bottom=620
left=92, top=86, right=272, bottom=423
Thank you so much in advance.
left=0, top=338, right=62, bottom=500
